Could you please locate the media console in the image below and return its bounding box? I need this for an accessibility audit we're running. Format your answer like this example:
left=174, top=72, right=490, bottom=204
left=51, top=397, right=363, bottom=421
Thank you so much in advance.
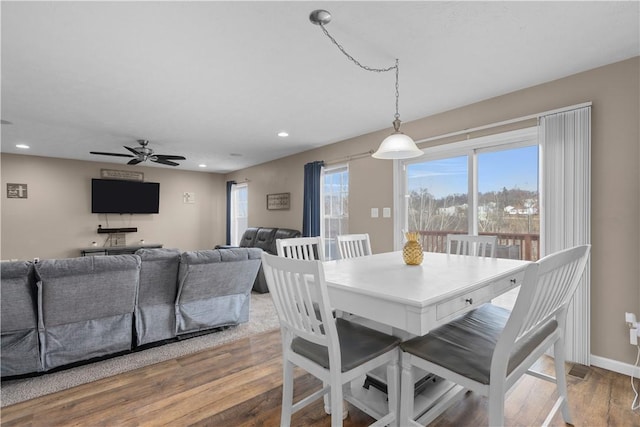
left=97, top=227, right=138, bottom=234
left=80, top=244, right=163, bottom=256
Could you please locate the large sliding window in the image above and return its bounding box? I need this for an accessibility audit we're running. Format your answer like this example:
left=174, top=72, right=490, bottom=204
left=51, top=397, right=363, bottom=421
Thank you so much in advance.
left=398, top=127, right=539, bottom=260
left=321, top=164, right=349, bottom=260
left=230, top=183, right=248, bottom=246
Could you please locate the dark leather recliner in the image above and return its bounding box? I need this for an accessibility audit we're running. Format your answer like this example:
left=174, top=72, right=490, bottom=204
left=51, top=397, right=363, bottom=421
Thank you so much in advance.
left=220, top=227, right=301, bottom=293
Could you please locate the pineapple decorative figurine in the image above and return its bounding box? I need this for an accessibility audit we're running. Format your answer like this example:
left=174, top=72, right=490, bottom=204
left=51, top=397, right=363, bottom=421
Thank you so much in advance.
left=403, top=231, right=424, bottom=265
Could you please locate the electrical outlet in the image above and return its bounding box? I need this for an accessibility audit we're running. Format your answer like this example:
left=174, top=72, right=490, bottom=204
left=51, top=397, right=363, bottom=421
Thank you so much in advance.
left=625, top=312, right=640, bottom=345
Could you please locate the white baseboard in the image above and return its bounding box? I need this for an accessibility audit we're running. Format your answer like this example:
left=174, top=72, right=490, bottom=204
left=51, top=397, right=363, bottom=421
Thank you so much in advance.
left=591, top=353, right=640, bottom=377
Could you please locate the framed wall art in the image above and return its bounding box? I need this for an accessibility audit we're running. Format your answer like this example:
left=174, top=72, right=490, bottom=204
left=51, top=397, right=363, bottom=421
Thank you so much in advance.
left=267, top=192, right=290, bottom=210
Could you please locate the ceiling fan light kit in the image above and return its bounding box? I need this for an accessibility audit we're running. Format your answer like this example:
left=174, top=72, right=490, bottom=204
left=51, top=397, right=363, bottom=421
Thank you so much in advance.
left=90, top=139, right=186, bottom=167
left=309, top=9, right=422, bottom=160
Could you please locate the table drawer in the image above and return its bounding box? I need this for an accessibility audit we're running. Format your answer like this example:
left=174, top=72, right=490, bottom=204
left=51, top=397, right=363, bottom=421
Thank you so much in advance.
left=436, top=270, right=525, bottom=320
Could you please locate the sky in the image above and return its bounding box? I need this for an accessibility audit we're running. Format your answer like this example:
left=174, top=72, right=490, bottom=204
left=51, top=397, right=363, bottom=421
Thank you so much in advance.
left=407, top=145, right=538, bottom=198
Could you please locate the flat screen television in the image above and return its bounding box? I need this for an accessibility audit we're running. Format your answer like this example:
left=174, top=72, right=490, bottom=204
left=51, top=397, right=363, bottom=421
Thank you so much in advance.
left=91, top=179, right=160, bottom=214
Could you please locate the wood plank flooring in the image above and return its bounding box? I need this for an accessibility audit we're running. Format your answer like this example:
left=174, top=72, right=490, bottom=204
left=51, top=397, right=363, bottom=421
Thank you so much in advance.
left=1, top=329, right=638, bottom=426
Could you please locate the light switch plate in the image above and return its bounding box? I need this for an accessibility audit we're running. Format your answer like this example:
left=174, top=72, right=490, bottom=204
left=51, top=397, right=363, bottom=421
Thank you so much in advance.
left=383, top=207, right=391, bottom=218
left=371, top=208, right=379, bottom=218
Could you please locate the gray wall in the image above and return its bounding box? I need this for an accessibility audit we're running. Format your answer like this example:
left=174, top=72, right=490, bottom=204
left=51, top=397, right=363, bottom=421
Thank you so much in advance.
left=1, top=155, right=227, bottom=259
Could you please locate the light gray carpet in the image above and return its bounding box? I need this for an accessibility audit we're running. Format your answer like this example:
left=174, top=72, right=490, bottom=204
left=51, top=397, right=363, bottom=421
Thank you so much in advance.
left=1, top=292, right=278, bottom=407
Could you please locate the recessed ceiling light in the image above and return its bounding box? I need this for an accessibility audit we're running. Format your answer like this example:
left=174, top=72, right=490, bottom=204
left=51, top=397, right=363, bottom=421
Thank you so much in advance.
left=198, top=164, right=207, bottom=168
left=15, top=144, right=30, bottom=149
left=277, top=131, right=289, bottom=137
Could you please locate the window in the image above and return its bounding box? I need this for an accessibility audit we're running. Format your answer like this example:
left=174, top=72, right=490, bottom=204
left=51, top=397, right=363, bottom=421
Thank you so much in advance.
left=398, top=127, right=539, bottom=260
left=322, top=164, right=348, bottom=260
left=406, top=155, right=469, bottom=252
left=477, top=145, right=539, bottom=260
left=230, top=183, right=248, bottom=246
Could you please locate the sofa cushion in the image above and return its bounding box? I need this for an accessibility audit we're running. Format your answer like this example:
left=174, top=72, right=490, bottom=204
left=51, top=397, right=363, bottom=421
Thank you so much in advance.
left=135, top=248, right=181, bottom=346
left=239, top=227, right=259, bottom=248
left=254, top=228, right=278, bottom=252
left=1, top=260, right=41, bottom=376
left=176, top=248, right=261, bottom=334
left=1, top=261, right=37, bottom=332
left=36, top=256, right=140, bottom=327
left=36, top=255, right=140, bottom=370
left=136, top=248, right=181, bottom=305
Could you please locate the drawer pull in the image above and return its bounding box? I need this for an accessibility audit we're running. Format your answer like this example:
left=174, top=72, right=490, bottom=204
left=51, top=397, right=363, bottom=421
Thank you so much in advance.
left=510, top=278, right=517, bottom=284
left=465, top=298, right=473, bottom=305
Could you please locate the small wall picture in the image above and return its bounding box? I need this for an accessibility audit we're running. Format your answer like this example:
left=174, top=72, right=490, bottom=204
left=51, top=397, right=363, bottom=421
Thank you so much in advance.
left=7, top=183, right=28, bottom=199
left=101, top=169, right=144, bottom=182
left=267, top=192, right=290, bottom=210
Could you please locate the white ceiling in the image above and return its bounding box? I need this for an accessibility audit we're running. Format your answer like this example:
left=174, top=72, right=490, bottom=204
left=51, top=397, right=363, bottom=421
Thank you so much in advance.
left=2, top=1, right=638, bottom=173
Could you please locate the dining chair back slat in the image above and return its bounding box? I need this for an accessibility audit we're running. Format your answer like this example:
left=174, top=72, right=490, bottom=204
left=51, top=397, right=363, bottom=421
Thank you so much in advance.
left=337, top=234, right=372, bottom=259
left=263, top=253, right=332, bottom=346
left=277, top=237, right=325, bottom=261
left=446, top=234, right=497, bottom=257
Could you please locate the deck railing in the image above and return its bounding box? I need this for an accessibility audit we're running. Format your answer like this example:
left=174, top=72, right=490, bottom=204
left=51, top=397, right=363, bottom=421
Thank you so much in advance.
left=416, top=230, right=540, bottom=261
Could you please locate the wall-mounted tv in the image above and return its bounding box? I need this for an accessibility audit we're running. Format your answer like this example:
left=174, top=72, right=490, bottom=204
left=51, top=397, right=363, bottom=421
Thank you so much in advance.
left=91, top=179, right=160, bottom=214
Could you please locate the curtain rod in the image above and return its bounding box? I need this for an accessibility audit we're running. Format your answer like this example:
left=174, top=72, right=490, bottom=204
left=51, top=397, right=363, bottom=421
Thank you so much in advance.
left=415, top=101, right=592, bottom=146
left=324, top=149, right=374, bottom=166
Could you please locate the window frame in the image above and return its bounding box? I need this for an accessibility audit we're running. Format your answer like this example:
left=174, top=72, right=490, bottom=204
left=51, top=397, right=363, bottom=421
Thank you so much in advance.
left=393, top=126, right=538, bottom=250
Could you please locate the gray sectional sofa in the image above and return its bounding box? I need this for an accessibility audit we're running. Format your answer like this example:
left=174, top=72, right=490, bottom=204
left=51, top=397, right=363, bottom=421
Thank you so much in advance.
left=0, top=247, right=261, bottom=377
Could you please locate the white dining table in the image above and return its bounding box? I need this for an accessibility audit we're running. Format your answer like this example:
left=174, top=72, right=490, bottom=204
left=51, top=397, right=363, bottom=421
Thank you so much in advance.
left=322, top=251, right=531, bottom=425
left=323, top=251, right=530, bottom=337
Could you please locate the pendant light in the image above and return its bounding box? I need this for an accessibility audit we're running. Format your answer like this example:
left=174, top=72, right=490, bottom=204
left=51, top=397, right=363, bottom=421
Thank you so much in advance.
left=309, top=9, right=422, bottom=160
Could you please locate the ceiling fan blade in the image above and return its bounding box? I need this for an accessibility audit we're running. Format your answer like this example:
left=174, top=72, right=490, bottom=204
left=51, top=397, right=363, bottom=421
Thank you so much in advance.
left=152, top=158, right=180, bottom=166
left=154, top=154, right=186, bottom=160
left=127, top=158, right=143, bottom=165
left=124, top=146, right=140, bottom=155
left=90, top=151, right=135, bottom=158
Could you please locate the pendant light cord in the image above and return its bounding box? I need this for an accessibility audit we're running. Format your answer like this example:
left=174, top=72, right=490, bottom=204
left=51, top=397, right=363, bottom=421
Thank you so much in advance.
left=317, top=23, right=401, bottom=119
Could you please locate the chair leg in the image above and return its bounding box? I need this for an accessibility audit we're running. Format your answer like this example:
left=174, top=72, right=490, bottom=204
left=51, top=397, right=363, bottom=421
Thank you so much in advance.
left=323, top=381, right=331, bottom=414
left=400, top=353, right=415, bottom=425
left=330, top=374, right=344, bottom=427
left=553, top=338, right=573, bottom=424
left=281, top=359, right=294, bottom=427
left=488, top=381, right=505, bottom=427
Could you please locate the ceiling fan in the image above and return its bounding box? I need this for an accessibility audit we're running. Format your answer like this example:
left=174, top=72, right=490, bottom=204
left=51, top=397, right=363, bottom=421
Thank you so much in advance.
left=90, top=139, right=186, bottom=166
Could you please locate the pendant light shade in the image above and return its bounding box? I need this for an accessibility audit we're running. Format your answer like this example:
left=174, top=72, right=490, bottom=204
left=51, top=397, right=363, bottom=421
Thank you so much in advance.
left=372, top=118, right=422, bottom=159
left=310, top=9, right=422, bottom=160
left=372, top=132, right=422, bottom=159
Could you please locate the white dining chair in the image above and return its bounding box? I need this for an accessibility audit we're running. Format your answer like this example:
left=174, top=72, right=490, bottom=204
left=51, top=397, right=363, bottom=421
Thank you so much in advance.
left=261, top=252, right=400, bottom=427
left=276, top=236, right=325, bottom=261
left=398, top=244, right=590, bottom=426
left=337, top=233, right=372, bottom=259
left=446, top=234, right=498, bottom=257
